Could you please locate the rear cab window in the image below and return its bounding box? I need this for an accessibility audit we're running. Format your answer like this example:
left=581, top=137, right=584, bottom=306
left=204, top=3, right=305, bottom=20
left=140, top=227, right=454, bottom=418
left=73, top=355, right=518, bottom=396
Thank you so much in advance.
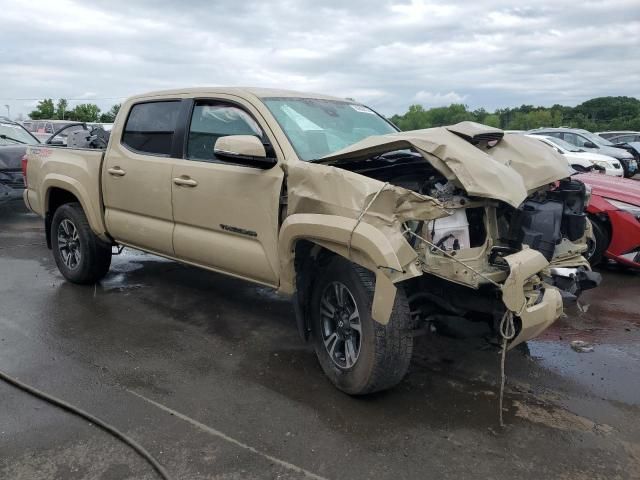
left=122, top=101, right=181, bottom=156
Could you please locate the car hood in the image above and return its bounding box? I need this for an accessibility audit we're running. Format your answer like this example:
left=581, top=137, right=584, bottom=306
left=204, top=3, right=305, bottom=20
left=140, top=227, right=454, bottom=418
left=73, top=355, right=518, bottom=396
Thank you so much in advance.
left=575, top=173, right=640, bottom=206
left=319, top=122, right=571, bottom=208
left=0, top=144, right=28, bottom=170
left=594, top=144, right=634, bottom=159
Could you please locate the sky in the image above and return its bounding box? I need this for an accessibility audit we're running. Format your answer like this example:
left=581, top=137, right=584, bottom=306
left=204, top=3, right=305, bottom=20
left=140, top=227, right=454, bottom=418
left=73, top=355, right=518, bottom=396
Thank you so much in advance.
left=0, top=0, right=639, bottom=119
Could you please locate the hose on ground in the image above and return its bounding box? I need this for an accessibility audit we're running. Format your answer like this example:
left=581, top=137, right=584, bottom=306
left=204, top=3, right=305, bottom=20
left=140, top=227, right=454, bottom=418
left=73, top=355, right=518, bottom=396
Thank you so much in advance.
left=0, top=369, right=171, bottom=480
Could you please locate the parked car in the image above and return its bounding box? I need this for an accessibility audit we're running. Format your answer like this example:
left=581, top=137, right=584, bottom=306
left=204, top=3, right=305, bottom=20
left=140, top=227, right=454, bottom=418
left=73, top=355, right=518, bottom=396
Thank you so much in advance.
left=526, top=134, right=623, bottom=177
left=576, top=173, right=640, bottom=268
left=528, top=127, right=637, bottom=177
left=596, top=131, right=640, bottom=141
left=23, top=120, right=80, bottom=143
left=0, top=117, right=40, bottom=205
left=606, top=132, right=640, bottom=144
left=23, top=88, right=600, bottom=394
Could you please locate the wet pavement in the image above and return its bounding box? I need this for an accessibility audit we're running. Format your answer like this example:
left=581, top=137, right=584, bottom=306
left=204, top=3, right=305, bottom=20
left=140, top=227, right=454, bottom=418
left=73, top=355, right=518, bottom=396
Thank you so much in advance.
left=1, top=202, right=639, bottom=480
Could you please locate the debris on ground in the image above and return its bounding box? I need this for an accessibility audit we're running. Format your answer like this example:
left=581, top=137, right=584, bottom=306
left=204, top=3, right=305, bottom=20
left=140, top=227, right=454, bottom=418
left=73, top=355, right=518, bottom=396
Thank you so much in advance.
left=570, top=340, right=595, bottom=353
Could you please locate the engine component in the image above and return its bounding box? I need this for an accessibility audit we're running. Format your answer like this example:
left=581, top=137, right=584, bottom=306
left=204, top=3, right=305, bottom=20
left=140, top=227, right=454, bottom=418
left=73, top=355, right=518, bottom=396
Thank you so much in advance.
left=509, top=200, right=563, bottom=261
left=429, top=209, right=470, bottom=251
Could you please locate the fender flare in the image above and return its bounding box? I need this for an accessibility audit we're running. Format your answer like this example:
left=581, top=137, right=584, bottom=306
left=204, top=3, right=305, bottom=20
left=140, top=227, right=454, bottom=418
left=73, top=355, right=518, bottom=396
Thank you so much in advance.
left=278, top=213, right=412, bottom=337
left=42, top=175, right=107, bottom=239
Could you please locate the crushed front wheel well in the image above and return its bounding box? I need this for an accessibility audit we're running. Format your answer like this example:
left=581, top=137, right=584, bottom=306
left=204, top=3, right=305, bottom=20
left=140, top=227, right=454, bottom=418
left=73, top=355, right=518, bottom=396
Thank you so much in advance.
left=293, top=240, right=335, bottom=342
left=45, top=188, right=81, bottom=249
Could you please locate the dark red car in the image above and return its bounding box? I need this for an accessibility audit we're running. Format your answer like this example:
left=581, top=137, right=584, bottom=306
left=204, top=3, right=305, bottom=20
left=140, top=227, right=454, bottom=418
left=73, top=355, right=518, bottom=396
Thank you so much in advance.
left=576, top=173, right=640, bottom=268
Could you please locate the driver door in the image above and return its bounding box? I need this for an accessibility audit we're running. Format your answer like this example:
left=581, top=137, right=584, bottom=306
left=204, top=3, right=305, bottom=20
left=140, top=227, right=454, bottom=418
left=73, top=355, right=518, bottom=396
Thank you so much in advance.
left=171, top=98, right=284, bottom=286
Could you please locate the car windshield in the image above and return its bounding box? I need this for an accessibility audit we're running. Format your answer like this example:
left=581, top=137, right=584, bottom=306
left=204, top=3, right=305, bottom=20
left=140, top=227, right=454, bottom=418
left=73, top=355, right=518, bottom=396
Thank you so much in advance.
left=0, top=122, right=39, bottom=145
left=262, top=97, right=397, bottom=161
left=581, top=130, right=613, bottom=146
left=545, top=137, right=582, bottom=153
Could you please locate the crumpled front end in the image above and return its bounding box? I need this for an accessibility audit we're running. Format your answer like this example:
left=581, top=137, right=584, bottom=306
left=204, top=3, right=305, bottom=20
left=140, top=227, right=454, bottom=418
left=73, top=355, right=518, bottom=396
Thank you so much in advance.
left=283, top=122, right=600, bottom=346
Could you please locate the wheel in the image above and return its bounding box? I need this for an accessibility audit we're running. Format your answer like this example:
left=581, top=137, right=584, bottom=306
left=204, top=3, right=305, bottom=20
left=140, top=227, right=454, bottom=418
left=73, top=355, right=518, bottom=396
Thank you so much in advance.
left=51, top=202, right=112, bottom=284
left=309, top=256, right=414, bottom=395
left=585, top=217, right=610, bottom=266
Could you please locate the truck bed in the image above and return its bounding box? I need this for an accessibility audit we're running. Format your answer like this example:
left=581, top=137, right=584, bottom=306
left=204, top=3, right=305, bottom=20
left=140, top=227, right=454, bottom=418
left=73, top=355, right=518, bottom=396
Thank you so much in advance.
left=24, top=146, right=108, bottom=239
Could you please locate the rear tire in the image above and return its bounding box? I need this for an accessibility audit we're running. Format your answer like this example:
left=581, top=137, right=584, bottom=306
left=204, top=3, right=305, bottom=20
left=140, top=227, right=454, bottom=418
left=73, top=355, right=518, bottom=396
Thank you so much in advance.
left=309, top=256, right=414, bottom=395
left=585, top=217, right=609, bottom=266
left=51, top=202, right=112, bottom=284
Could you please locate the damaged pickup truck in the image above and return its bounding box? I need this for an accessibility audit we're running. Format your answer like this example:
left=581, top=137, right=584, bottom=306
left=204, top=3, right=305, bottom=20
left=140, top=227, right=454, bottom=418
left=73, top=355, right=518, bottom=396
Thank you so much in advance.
left=23, top=88, right=600, bottom=394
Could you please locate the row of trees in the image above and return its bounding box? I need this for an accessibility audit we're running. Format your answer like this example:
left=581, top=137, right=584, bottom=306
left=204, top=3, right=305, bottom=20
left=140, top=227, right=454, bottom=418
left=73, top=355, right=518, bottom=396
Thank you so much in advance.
left=390, top=96, right=640, bottom=132
left=28, top=99, right=120, bottom=123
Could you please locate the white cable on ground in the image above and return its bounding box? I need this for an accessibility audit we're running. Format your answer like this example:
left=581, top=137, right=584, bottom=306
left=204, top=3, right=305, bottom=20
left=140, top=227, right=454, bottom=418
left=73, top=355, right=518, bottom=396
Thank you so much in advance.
left=0, top=369, right=172, bottom=480
left=498, top=310, right=516, bottom=427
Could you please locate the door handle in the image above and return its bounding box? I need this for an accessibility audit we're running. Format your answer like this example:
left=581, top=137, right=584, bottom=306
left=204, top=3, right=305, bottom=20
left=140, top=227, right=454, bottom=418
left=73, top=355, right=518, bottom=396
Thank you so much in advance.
left=107, top=167, right=126, bottom=177
left=172, top=176, right=198, bottom=187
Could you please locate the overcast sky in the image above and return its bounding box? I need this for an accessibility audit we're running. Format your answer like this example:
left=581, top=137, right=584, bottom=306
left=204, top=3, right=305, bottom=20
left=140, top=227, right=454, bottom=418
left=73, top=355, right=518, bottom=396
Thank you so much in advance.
left=1, top=0, right=639, bottom=119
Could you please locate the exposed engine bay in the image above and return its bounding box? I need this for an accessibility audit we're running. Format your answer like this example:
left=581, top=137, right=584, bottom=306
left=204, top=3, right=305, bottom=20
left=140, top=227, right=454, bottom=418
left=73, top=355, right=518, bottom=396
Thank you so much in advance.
left=321, top=143, right=600, bottom=343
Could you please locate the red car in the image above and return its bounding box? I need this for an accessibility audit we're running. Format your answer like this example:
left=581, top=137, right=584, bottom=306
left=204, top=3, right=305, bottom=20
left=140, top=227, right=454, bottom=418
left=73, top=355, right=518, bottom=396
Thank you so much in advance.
left=575, top=173, right=640, bottom=268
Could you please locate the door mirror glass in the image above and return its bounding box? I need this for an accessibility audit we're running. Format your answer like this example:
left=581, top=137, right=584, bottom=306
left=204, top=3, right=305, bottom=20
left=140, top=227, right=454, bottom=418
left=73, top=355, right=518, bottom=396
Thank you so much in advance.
left=214, top=135, right=277, bottom=169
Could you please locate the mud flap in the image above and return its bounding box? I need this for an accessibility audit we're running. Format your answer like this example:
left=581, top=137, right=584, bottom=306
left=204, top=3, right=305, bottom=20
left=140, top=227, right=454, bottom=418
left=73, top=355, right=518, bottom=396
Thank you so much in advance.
left=372, top=270, right=397, bottom=325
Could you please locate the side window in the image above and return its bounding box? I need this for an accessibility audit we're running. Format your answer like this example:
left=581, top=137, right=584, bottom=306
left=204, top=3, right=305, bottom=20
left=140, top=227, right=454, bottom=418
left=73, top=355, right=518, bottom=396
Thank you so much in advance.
left=45, top=123, right=54, bottom=134
left=562, top=133, right=585, bottom=147
left=122, top=101, right=181, bottom=156
left=546, top=132, right=562, bottom=139
left=186, top=102, right=263, bottom=162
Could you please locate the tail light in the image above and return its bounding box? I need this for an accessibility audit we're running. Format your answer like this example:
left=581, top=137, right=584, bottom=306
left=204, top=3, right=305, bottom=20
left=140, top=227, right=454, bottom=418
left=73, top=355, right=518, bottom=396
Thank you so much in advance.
left=21, top=154, right=28, bottom=186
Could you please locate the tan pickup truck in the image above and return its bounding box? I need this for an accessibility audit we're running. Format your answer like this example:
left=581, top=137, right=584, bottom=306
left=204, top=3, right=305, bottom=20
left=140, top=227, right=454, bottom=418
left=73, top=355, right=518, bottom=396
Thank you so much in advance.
left=23, top=87, right=600, bottom=394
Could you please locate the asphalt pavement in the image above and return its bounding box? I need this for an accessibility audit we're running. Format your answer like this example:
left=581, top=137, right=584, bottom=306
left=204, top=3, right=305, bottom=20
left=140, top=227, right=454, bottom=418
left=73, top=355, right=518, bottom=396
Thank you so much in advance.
left=1, top=203, right=639, bottom=480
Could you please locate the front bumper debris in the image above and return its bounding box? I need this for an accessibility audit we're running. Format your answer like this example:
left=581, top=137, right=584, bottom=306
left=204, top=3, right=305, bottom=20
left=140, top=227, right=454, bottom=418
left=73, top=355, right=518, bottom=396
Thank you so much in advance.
left=501, top=248, right=563, bottom=348
left=547, top=267, right=602, bottom=304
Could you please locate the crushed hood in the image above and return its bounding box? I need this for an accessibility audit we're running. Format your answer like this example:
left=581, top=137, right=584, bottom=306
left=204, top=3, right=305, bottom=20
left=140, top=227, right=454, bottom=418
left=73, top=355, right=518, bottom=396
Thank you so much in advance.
left=319, top=122, right=571, bottom=208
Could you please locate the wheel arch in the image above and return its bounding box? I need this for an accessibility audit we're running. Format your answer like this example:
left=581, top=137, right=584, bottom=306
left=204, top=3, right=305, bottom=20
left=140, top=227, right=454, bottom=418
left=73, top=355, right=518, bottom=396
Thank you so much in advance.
left=279, top=213, right=418, bottom=340
left=42, top=176, right=108, bottom=246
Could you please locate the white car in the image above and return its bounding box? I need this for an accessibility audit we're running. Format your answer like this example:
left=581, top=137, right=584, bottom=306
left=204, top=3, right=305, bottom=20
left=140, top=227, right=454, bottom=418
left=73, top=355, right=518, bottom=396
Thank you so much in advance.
left=526, top=135, right=624, bottom=177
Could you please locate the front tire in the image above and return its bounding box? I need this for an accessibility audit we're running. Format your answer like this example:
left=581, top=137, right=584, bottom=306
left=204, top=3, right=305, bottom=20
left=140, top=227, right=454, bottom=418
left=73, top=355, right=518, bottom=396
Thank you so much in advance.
left=309, top=257, right=414, bottom=395
left=585, top=217, right=610, bottom=266
left=51, top=203, right=112, bottom=284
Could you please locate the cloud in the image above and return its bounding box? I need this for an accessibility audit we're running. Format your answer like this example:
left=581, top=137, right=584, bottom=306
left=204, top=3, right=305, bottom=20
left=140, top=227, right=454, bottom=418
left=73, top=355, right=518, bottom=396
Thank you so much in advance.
left=413, top=91, right=468, bottom=106
left=0, top=0, right=638, bottom=119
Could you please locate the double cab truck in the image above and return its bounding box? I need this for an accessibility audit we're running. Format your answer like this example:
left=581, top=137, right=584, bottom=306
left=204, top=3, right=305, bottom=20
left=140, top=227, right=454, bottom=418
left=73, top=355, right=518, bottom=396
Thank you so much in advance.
left=23, top=88, right=600, bottom=394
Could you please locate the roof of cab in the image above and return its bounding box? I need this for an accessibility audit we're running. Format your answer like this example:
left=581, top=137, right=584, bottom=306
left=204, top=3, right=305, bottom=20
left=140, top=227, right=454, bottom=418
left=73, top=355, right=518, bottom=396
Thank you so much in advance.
left=127, top=87, right=352, bottom=103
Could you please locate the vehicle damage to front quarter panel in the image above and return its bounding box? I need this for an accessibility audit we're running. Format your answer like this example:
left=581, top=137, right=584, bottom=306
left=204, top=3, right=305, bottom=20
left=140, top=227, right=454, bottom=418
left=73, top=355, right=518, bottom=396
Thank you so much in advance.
left=280, top=160, right=450, bottom=324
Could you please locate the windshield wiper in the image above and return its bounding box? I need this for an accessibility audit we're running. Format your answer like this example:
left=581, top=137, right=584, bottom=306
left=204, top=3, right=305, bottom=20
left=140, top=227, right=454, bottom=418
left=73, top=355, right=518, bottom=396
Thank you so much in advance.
left=0, top=134, right=26, bottom=144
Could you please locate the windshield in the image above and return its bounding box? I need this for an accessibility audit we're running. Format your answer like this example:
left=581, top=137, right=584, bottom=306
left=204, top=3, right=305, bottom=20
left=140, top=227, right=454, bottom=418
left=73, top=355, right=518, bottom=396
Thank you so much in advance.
left=581, top=130, right=613, bottom=146
left=262, top=97, right=397, bottom=161
left=0, top=122, right=39, bottom=145
left=545, top=136, right=583, bottom=152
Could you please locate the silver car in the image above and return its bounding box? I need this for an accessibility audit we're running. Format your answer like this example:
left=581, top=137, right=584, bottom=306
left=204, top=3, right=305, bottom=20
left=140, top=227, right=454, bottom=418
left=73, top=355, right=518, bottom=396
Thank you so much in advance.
left=528, top=127, right=638, bottom=177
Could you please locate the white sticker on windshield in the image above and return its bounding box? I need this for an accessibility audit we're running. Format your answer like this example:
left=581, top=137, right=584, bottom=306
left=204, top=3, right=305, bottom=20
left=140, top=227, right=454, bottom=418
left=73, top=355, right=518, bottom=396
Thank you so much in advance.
left=350, top=104, right=375, bottom=114
left=279, top=105, right=322, bottom=131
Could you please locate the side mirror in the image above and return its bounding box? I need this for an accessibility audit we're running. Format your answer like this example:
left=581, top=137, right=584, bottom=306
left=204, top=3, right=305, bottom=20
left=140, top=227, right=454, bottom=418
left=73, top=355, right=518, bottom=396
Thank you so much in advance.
left=583, top=141, right=597, bottom=148
left=214, top=135, right=277, bottom=169
left=47, top=138, right=65, bottom=146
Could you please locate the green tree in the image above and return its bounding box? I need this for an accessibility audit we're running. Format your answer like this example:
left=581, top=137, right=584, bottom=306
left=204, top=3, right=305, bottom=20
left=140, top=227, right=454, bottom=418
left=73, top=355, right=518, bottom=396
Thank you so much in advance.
left=99, top=104, right=121, bottom=123
left=56, top=99, right=68, bottom=120
left=29, top=99, right=55, bottom=120
left=68, top=103, right=101, bottom=122
left=391, top=95, right=640, bottom=132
